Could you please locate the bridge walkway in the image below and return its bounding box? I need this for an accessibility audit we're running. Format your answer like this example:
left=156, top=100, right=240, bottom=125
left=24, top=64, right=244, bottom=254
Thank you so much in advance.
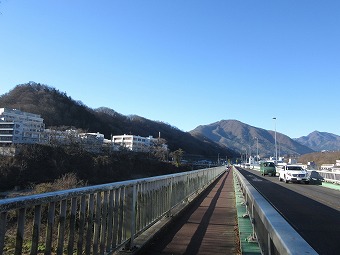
left=131, top=169, right=241, bottom=255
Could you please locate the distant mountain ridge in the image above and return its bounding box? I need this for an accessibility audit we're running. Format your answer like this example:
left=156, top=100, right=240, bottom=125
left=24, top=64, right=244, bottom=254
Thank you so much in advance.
left=189, top=120, right=315, bottom=157
left=0, top=83, right=237, bottom=159
left=1, top=83, right=339, bottom=159
left=294, top=131, right=340, bottom=152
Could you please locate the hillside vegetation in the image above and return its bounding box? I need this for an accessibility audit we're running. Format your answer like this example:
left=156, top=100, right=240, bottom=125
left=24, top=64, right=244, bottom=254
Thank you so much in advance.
left=190, top=120, right=314, bottom=157
left=298, top=151, right=340, bottom=169
left=0, top=144, right=191, bottom=192
left=0, top=83, right=238, bottom=159
left=295, top=131, right=340, bottom=152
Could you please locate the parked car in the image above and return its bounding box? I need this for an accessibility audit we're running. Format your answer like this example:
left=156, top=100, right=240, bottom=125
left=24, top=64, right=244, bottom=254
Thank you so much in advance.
left=279, top=165, right=310, bottom=184
left=260, top=161, right=276, bottom=176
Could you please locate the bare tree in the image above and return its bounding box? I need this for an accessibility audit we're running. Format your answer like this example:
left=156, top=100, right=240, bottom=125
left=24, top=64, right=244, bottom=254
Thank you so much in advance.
left=170, top=148, right=184, bottom=167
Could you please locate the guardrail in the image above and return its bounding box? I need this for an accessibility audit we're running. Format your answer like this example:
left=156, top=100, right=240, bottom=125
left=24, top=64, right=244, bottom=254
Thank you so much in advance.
left=233, top=166, right=318, bottom=255
left=315, top=170, right=340, bottom=184
left=240, top=164, right=340, bottom=185
left=0, top=166, right=225, bottom=255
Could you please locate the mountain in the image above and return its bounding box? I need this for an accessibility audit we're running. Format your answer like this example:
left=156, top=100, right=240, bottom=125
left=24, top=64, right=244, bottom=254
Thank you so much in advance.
left=190, top=120, right=315, bottom=158
left=295, top=131, right=340, bottom=152
left=0, top=83, right=238, bottom=159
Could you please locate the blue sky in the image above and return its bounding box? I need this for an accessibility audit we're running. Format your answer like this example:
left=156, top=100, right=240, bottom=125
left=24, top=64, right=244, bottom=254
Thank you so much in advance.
left=1, top=1, right=339, bottom=138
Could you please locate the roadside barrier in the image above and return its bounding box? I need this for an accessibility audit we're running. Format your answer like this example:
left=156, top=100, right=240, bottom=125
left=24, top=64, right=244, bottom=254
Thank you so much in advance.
left=233, top=166, right=318, bottom=255
left=0, top=166, right=225, bottom=255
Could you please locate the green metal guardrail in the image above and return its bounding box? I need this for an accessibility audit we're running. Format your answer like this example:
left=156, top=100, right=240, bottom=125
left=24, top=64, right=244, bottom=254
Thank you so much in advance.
left=233, top=166, right=318, bottom=255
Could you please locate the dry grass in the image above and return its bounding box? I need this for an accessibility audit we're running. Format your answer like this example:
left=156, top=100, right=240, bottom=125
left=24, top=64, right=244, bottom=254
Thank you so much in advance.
left=299, top=151, right=340, bottom=168
left=33, top=172, right=86, bottom=194
left=3, top=173, right=87, bottom=254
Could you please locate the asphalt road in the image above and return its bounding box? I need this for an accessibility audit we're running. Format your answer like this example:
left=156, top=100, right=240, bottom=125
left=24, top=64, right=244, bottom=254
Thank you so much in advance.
left=236, top=167, right=340, bottom=255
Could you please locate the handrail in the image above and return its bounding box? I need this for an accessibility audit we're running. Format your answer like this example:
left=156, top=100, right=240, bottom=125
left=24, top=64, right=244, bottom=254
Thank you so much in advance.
left=314, top=170, right=340, bottom=184
left=233, top=166, right=318, bottom=255
left=0, top=166, right=225, bottom=255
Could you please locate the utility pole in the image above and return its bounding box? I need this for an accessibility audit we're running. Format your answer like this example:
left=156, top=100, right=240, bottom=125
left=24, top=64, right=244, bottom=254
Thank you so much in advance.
left=273, top=117, right=278, bottom=165
left=255, top=137, right=259, bottom=164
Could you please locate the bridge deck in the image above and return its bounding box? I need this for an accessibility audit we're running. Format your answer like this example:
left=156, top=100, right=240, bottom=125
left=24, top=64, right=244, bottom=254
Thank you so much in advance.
left=135, top=169, right=240, bottom=255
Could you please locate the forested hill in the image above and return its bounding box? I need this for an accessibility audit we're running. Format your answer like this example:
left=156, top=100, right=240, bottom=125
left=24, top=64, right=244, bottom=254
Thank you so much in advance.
left=0, top=83, right=238, bottom=159
left=190, top=120, right=314, bottom=157
left=0, top=83, right=115, bottom=134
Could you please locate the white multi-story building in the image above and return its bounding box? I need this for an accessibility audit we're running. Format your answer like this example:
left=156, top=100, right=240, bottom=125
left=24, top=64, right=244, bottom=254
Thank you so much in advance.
left=320, top=164, right=335, bottom=170
left=111, top=134, right=156, bottom=152
left=336, top=160, right=340, bottom=167
left=44, top=129, right=105, bottom=145
left=0, top=108, right=45, bottom=145
left=0, top=108, right=163, bottom=155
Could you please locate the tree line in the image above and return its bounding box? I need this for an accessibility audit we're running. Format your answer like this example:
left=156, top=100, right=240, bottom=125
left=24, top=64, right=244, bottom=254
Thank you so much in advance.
left=0, top=83, right=237, bottom=159
left=0, top=143, right=190, bottom=192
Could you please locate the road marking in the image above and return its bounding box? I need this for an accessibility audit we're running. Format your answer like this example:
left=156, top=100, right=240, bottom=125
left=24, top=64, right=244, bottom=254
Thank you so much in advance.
left=247, top=175, right=263, bottom=182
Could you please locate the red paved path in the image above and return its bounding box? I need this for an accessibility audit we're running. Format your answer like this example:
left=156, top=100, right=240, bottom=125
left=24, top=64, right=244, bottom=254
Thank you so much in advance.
left=138, top=169, right=240, bottom=255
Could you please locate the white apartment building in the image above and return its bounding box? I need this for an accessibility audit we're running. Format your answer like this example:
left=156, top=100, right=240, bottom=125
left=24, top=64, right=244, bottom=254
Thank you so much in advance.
left=0, top=108, right=45, bottom=145
left=320, top=164, right=335, bottom=170
left=79, top=132, right=104, bottom=143
left=77, top=132, right=105, bottom=153
left=44, top=129, right=105, bottom=145
left=0, top=108, right=162, bottom=155
left=111, top=134, right=156, bottom=152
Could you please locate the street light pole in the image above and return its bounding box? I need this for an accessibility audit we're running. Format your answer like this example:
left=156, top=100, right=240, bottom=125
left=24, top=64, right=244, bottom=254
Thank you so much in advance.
left=245, top=148, right=248, bottom=165
left=273, top=117, right=278, bottom=165
left=255, top=137, right=259, bottom=164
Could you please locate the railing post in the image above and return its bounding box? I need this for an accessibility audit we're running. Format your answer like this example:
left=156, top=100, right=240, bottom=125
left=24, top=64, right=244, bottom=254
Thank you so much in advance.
left=67, top=197, right=77, bottom=255
left=268, top=233, right=272, bottom=255
left=76, top=195, right=86, bottom=255
left=105, top=190, right=115, bottom=253
left=167, top=177, right=173, bottom=217
left=45, top=202, right=55, bottom=255
left=129, top=184, right=137, bottom=250
left=15, top=208, right=26, bottom=255
left=100, top=191, right=109, bottom=254
left=0, top=212, right=7, bottom=255
left=84, top=194, right=94, bottom=254
left=57, top=199, right=67, bottom=255
left=30, top=205, right=42, bottom=255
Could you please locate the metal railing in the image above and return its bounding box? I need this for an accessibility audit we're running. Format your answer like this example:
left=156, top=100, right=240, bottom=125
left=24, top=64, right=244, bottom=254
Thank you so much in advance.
left=233, top=166, right=318, bottom=255
left=314, top=170, right=340, bottom=184
left=0, top=166, right=225, bottom=255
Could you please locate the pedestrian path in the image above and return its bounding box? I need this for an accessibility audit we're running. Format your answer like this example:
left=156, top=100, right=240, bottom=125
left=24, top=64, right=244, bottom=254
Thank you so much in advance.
left=134, top=169, right=241, bottom=255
